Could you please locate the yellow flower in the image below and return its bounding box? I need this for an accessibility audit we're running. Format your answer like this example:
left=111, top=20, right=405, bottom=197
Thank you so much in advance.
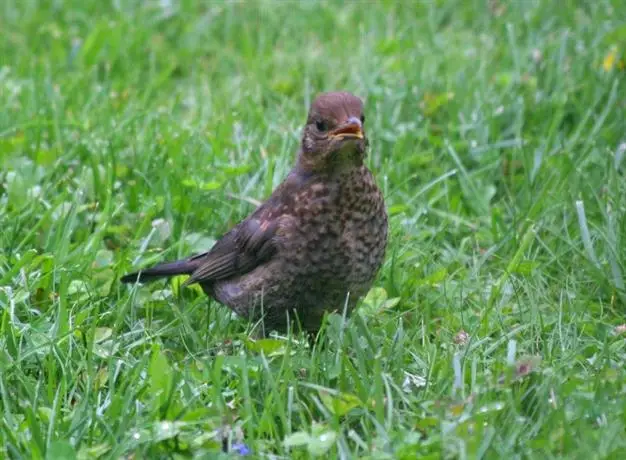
left=603, top=46, right=623, bottom=72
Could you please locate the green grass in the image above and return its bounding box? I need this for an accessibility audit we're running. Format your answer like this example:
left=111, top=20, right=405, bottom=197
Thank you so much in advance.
left=1, top=0, right=625, bottom=458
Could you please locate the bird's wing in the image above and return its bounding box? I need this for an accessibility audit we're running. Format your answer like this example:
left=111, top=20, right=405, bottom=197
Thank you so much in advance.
left=182, top=168, right=313, bottom=286
left=183, top=216, right=280, bottom=286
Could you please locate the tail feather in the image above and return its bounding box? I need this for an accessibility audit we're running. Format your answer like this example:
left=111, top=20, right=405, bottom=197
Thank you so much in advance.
left=120, top=259, right=197, bottom=284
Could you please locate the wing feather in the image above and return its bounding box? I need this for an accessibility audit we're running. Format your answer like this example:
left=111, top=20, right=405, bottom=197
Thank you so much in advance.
left=183, top=218, right=279, bottom=286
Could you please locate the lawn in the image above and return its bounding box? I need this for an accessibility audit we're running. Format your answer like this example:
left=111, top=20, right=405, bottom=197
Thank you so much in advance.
left=1, top=0, right=625, bottom=458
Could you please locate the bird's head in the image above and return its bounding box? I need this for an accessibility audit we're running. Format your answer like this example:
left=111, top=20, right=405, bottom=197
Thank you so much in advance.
left=298, top=92, right=367, bottom=174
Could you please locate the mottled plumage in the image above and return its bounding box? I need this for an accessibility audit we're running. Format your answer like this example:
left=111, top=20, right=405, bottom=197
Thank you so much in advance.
left=121, top=91, right=388, bottom=333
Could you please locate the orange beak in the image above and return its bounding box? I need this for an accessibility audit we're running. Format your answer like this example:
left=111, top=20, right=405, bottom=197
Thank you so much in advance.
left=330, top=117, right=363, bottom=140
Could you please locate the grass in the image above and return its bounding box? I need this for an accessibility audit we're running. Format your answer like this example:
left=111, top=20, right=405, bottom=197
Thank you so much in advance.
left=1, top=0, right=625, bottom=458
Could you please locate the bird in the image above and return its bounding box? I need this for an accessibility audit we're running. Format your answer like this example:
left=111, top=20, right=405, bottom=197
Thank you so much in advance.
left=121, top=91, right=388, bottom=334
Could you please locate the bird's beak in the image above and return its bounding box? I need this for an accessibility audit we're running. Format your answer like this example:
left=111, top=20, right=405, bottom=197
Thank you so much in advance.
left=330, top=117, right=363, bottom=140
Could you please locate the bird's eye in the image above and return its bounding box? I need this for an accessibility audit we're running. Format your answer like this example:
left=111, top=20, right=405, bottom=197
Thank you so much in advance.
left=360, top=114, right=365, bottom=124
left=315, top=120, right=328, bottom=132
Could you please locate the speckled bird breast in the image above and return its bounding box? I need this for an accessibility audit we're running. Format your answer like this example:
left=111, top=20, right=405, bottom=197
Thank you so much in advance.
left=208, top=164, right=388, bottom=331
left=284, top=165, right=388, bottom=296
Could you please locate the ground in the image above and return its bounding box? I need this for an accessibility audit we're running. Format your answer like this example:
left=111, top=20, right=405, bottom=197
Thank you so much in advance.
left=0, top=0, right=625, bottom=458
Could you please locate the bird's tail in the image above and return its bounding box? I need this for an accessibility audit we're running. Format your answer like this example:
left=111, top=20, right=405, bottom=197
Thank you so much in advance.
left=120, top=259, right=198, bottom=284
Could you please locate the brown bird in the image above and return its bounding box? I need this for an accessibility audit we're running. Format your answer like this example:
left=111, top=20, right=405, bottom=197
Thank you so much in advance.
left=121, top=91, right=388, bottom=334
